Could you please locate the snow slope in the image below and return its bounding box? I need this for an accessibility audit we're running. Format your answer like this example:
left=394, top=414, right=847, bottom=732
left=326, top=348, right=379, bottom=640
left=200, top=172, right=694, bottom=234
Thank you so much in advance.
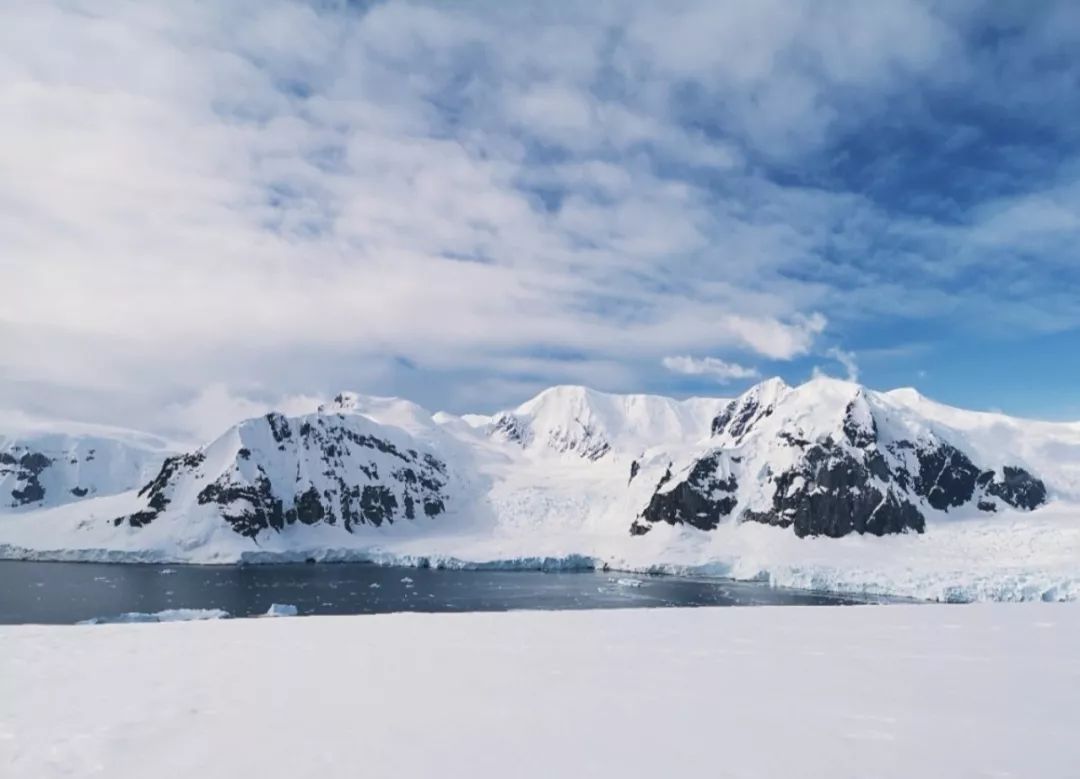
left=3, top=604, right=1079, bottom=778
left=1, top=379, right=1078, bottom=601
left=884, top=386, right=1080, bottom=501
left=0, top=411, right=174, bottom=513
left=476, top=384, right=727, bottom=459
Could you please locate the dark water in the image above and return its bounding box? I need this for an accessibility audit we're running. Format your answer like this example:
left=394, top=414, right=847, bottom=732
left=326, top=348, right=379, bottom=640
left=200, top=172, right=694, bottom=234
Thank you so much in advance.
left=0, top=561, right=887, bottom=624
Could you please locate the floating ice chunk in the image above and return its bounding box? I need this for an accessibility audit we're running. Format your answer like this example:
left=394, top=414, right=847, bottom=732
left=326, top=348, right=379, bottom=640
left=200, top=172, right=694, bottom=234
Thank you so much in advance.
left=616, top=578, right=644, bottom=588
left=400, top=577, right=414, bottom=584
left=369, top=583, right=381, bottom=589
left=78, top=608, right=228, bottom=625
left=264, top=603, right=299, bottom=617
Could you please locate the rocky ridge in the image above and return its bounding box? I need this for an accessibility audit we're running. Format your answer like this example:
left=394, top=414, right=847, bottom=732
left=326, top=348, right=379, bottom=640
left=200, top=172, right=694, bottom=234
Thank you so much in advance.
left=117, top=395, right=453, bottom=538
left=634, top=378, right=1047, bottom=538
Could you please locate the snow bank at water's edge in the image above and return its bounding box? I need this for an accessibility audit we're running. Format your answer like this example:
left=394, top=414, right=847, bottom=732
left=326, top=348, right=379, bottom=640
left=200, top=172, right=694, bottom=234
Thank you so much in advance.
left=77, top=608, right=228, bottom=625
left=7, top=507, right=1080, bottom=604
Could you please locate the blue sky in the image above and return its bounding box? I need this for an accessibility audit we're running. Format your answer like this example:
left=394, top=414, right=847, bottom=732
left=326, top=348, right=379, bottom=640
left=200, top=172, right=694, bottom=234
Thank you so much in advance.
left=1, top=0, right=1079, bottom=438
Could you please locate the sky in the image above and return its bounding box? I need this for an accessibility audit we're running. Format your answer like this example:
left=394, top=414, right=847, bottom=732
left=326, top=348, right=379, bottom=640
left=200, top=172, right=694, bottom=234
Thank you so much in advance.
left=2, top=0, right=1080, bottom=441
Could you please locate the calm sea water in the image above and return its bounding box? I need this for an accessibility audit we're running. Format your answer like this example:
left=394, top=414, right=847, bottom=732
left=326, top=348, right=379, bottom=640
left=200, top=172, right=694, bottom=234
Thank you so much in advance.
left=0, top=560, right=887, bottom=624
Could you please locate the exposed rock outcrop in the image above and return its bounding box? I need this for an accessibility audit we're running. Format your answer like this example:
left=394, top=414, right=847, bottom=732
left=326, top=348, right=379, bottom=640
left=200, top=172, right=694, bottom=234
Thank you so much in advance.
left=2, top=430, right=168, bottom=512
left=639, top=454, right=738, bottom=532
left=115, top=410, right=451, bottom=538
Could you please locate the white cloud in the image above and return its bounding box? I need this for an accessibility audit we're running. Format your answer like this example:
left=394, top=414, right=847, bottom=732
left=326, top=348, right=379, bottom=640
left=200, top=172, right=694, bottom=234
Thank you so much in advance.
left=1, top=0, right=851, bottom=427
left=825, top=348, right=860, bottom=382
left=662, top=356, right=760, bottom=383
left=1, top=1, right=1075, bottom=428
left=161, top=385, right=325, bottom=444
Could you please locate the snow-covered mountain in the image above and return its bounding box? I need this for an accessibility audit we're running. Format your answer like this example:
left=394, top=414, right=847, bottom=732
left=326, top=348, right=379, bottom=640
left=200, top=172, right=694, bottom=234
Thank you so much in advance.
left=0, top=413, right=174, bottom=513
left=475, top=385, right=727, bottom=460
left=115, top=393, right=472, bottom=539
left=3, top=379, right=1080, bottom=600
left=632, top=378, right=1049, bottom=538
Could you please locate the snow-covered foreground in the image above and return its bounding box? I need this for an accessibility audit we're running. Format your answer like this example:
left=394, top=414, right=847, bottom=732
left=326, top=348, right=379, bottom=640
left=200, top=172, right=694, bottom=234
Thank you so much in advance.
left=2, top=604, right=1077, bottom=778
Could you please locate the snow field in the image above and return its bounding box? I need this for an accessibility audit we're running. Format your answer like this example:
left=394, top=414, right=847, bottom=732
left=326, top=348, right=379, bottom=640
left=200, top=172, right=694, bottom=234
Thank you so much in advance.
left=2, top=603, right=1078, bottom=778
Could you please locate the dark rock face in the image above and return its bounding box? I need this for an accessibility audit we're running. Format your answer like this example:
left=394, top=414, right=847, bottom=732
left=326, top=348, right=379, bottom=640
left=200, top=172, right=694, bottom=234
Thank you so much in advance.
left=710, top=401, right=736, bottom=437
left=216, top=420, right=445, bottom=536
left=711, top=397, right=775, bottom=442
left=359, top=485, right=396, bottom=526
left=639, top=454, right=738, bottom=532
left=911, top=444, right=1047, bottom=513
left=986, top=466, right=1047, bottom=510
left=266, top=413, right=292, bottom=444
left=115, top=452, right=206, bottom=528
left=290, top=486, right=325, bottom=526
left=198, top=472, right=283, bottom=537
left=842, top=398, right=877, bottom=448
left=2, top=450, right=53, bottom=506
left=742, top=441, right=924, bottom=538
left=914, top=443, right=981, bottom=511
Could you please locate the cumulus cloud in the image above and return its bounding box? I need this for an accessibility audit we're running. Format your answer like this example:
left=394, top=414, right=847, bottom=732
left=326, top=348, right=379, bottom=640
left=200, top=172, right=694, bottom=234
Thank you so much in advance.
left=1, top=0, right=1079, bottom=430
left=662, top=356, right=760, bottom=383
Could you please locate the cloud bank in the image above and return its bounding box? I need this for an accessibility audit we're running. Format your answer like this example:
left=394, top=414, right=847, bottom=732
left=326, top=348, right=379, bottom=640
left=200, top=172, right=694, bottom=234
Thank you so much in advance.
left=2, top=1, right=1079, bottom=434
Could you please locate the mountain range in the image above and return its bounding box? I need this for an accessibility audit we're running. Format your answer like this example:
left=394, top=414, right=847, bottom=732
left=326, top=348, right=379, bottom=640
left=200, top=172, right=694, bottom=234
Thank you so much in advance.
left=3, top=377, right=1079, bottom=600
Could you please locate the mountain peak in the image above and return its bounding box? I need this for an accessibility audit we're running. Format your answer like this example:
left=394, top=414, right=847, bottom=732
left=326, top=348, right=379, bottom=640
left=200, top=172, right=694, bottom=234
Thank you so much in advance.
left=315, top=392, right=436, bottom=434
left=753, top=376, right=791, bottom=394
left=515, top=384, right=611, bottom=414
left=493, top=384, right=727, bottom=459
left=321, top=391, right=366, bottom=412
left=885, top=387, right=925, bottom=405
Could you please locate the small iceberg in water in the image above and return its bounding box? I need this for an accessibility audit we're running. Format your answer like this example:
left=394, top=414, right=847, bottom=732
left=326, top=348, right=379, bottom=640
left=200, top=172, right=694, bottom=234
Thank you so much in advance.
left=264, top=603, right=299, bottom=617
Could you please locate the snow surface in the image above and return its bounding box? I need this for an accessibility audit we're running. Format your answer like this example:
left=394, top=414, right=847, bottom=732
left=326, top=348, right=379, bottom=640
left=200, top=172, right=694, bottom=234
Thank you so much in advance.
left=0, top=414, right=174, bottom=513
left=2, top=379, right=1080, bottom=602
left=2, top=604, right=1078, bottom=778
left=484, top=384, right=728, bottom=458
